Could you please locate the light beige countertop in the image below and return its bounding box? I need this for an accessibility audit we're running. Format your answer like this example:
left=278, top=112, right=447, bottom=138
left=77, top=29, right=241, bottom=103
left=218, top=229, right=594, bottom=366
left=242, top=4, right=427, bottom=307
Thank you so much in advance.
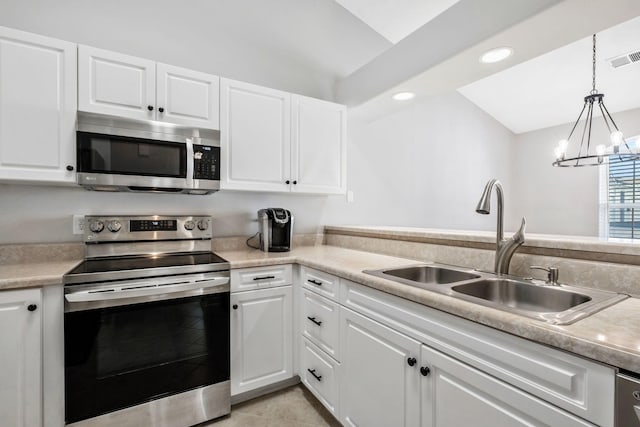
left=0, top=260, right=80, bottom=290
left=220, top=245, right=640, bottom=374
left=1, top=244, right=639, bottom=373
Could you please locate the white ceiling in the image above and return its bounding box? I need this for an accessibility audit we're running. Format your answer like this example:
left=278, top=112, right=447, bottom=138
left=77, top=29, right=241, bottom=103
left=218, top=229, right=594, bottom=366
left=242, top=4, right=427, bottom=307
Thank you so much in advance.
left=334, top=0, right=460, bottom=44
left=458, top=16, right=640, bottom=134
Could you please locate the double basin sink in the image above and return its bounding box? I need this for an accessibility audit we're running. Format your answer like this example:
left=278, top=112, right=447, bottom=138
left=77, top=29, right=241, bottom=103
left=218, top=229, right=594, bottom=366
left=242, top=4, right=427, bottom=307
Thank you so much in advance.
left=364, top=264, right=628, bottom=325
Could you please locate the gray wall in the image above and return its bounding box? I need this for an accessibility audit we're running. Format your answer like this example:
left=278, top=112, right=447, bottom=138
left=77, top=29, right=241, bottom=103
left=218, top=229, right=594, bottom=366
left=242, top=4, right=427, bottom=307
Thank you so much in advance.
left=512, top=107, right=640, bottom=236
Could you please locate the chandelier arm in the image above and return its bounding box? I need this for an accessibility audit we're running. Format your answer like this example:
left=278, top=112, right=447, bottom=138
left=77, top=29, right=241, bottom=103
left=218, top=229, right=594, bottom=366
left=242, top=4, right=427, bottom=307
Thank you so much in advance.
left=598, top=102, right=614, bottom=134
left=600, top=101, right=636, bottom=154
left=566, top=102, right=587, bottom=141
left=576, top=101, right=593, bottom=164
left=586, top=100, right=594, bottom=160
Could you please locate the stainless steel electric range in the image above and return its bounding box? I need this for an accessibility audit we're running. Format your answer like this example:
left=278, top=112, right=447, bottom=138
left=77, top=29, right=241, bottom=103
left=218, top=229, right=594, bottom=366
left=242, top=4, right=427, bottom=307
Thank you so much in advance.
left=63, top=215, right=230, bottom=427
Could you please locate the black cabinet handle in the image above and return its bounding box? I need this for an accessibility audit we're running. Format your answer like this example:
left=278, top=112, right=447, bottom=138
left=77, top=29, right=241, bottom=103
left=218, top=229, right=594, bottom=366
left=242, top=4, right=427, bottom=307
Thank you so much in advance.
left=420, top=366, right=431, bottom=376
left=293, top=180, right=297, bottom=185
left=253, top=275, right=275, bottom=281
left=307, top=316, right=322, bottom=326
left=232, top=304, right=238, bottom=310
left=285, top=180, right=290, bottom=184
left=308, top=279, right=322, bottom=286
left=147, top=105, right=154, bottom=111
left=158, top=107, right=165, bottom=113
left=27, top=304, right=37, bottom=312
left=66, top=165, right=74, bottom=171
left=307, top=368, right=322, bottom=382
left=407, top=357, right=417, bottom=367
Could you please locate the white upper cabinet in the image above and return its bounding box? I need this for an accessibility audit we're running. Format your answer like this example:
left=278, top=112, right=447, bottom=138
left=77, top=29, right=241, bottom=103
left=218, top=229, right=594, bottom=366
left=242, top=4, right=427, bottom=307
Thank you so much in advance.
left=220, top=78, right=291, bottom=192
left=291, top=95, right=346, bottom=194
left=220, top=78, right=346, bottom=194
left=156, top=63, right=219, bottom=128
left=78, top=45, right=155, bottom=121
left=0, top=26, right=77, bottom=184
left=79, top=45, right=220, bottom=129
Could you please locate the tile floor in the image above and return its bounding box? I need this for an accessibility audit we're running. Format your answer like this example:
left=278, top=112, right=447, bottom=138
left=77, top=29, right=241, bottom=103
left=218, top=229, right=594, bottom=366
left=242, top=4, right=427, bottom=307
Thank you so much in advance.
left=205, top=384, right=341, bottom=427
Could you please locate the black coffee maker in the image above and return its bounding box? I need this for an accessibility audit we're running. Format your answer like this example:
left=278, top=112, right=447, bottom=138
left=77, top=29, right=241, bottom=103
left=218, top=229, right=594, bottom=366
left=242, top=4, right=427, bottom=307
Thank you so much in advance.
left=258, top=208, right=294, bottom=252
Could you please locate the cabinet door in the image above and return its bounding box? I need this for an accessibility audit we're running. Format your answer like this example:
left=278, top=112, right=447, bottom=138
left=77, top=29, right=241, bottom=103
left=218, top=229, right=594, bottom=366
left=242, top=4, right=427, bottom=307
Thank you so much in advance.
left=220, top=78, right=291, bottom=192
left=420, top=344, right=595, bottom=427
left=230, top=286, right=293, bottom=395
left=0, top=288, right=42, bottom=427
left=291, top=95, right=346, bottom=194
left=78, top=45, right=155, bottom=120
left=0, top=27, right=76, bottom=183
left=340, top=307, right=421, bottom=427
left=156, top=63, right=219, bottom=129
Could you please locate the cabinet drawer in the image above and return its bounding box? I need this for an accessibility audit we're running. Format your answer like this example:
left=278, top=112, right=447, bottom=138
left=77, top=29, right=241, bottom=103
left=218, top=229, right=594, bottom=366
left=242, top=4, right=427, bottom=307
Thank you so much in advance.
left=301, top=337, right=339, bottom=418
left=301, top=266, right=339, bottom=301
left=301, top=289, right=340, bottom=360
left=340, top=279, right=615, bottom=427
left=231, top=265, right=292, bottom=292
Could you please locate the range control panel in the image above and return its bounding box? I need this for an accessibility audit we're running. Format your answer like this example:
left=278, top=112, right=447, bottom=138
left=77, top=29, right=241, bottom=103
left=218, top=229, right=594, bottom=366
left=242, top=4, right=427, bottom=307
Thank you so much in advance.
left=84, top=215, right=212, bottom=242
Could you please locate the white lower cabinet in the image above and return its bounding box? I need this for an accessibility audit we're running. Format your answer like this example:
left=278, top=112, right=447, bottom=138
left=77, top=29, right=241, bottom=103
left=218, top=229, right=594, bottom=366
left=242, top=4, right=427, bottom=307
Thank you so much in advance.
left=420, top=344, right=594, bottom=427
left=0, top=288, right=43, bottom=427
left=300, top=337, right=340, bottom=417
left=230, top=271, right=293, bottom=396
left=294, top=270, right=614, bottom=427
left=340, top=307, right=421, bottom=427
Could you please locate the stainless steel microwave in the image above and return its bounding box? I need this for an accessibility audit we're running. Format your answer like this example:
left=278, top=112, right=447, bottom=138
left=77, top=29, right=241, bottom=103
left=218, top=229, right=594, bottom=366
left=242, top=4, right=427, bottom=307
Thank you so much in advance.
left=76, top=113, right=220, bottom=195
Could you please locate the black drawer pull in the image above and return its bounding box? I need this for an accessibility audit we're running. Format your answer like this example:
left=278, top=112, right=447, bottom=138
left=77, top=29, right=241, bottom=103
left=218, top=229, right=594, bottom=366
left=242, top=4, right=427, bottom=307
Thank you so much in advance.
left=308, top=279, right=323, bottom=286
left=407, top=357, right=417, bottom=367
left=308, top=368, right=322, bottom=381
left=420, top=366, right=431, bottom=377
left=253, top=275, right=275, bottom=281
left=307, top=316, right=322, bottom=326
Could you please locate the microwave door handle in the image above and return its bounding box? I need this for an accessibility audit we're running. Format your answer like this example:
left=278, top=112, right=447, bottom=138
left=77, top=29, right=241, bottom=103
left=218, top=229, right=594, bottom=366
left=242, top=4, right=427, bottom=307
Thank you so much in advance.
left=64, top=277, right=229, bottom=303
left=186, top=137, right=194, bottom=188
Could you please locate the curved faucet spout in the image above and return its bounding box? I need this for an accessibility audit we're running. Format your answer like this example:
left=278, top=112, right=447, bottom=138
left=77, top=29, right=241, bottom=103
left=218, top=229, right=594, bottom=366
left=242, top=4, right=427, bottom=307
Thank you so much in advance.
left=475, top=179, right=526, bottom=274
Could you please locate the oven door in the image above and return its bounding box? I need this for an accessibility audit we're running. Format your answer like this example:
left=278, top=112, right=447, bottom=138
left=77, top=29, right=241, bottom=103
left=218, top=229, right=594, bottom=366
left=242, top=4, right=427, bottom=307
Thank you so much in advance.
left=64, top=286, right=229, bottom=424
left=76, top=131, right=191, bottom=191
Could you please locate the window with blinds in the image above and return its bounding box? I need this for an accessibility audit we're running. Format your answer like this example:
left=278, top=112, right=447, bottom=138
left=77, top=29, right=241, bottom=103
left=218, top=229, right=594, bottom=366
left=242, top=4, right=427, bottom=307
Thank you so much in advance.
left=602, top=136, right=640, bottom=239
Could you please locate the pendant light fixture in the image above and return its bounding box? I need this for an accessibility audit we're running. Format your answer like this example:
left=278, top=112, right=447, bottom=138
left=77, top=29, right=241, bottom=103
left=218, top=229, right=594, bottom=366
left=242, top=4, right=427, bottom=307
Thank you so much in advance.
left=553, top=34, right=637, bottom=167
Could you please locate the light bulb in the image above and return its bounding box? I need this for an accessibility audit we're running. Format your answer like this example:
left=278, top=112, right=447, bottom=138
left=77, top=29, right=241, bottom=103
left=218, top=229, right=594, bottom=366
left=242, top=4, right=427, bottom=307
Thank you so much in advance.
left=558, top=139, right=569, bottom=151
left=554, top=146, right=564, bottom=160
left=610, top=130, right=624, bottom=146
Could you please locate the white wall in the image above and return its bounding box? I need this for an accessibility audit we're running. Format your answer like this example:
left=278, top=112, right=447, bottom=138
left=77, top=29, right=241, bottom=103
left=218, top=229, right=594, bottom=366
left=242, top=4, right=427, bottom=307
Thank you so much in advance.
left=322, top=91, right=518, bottom=232
left=512, top=107, right=640, bottom=236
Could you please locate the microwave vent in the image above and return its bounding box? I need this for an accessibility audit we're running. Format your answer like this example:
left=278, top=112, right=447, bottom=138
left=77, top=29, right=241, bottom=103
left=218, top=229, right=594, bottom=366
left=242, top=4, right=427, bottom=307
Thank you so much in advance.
left=609, top=50, right=640, bottom=68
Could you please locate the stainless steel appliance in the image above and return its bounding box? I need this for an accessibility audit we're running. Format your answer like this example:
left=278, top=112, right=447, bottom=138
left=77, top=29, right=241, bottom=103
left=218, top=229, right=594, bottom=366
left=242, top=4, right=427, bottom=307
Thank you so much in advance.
left=617, top=372, right=640, bottom=426
left=258, top=208, right=294, bottom=252
left=63, top=215, right=230, bottom=427
left=76, top=113, right=220, bottom=194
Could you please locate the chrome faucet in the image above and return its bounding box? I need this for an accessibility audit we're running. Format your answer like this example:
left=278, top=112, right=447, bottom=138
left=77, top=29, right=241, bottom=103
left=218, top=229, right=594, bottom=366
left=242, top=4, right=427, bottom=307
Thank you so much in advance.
left=476, top=179, right=526, bottom=275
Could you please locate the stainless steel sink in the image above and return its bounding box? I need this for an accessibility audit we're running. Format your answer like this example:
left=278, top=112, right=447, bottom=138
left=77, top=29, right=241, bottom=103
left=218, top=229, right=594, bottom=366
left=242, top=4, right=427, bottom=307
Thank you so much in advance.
left=380, top=266, right=480, bottom=285
left=364, top=263, right=628, bottom=325
left=452, top=279, right=591, bottom=312
left=364, top=265, right=480, bottom=291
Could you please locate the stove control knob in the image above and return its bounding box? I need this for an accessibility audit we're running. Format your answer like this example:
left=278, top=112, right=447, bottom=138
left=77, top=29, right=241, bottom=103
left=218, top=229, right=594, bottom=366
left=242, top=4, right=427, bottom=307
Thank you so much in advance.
left=184, top=220, right=195, bottom=231
left=107, top=220, right=122, bottom=233
left=89, top=220, right=104, bottom=233
left=197, top=220, right=209, bottom=231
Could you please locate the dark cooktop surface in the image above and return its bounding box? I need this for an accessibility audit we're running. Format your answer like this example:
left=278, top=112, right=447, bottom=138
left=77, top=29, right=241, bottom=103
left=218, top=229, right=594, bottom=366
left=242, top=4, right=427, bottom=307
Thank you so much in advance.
left=66, top=252, right=228, bottom=275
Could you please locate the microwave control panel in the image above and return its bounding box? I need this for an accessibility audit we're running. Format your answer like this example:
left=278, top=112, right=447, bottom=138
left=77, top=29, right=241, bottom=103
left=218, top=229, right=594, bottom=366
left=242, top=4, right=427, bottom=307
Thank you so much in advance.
left=193, top=145, right=220, bottom=181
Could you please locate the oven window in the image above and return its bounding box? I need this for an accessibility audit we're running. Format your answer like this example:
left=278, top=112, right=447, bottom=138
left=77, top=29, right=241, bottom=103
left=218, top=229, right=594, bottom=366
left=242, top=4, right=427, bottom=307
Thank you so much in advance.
left=77, top=132, right=186, bottom=178
left=64, top=292, right=229, bottom=424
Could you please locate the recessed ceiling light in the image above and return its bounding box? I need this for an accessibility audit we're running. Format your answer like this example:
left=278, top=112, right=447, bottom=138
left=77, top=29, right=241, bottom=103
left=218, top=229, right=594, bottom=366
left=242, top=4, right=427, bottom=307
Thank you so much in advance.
left=392, top=92, right=416, bottom=101
left=480, top=47, right=513, bottom=64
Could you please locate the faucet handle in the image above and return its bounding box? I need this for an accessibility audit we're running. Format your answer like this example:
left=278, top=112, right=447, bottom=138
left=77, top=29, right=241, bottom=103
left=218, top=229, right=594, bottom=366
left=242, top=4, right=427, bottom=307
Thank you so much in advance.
left=530, top=266, right=559, bottom=285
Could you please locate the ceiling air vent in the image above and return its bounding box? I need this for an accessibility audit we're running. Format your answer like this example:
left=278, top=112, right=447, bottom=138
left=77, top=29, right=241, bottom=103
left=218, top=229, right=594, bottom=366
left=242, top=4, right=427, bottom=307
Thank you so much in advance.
left=609, top=50, right=640, bottom=68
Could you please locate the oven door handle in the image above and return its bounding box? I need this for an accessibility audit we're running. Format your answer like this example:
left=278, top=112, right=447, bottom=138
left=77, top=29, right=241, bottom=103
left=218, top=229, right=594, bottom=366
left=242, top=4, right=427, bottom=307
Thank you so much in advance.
left=65, top=277, right=229, bottom=303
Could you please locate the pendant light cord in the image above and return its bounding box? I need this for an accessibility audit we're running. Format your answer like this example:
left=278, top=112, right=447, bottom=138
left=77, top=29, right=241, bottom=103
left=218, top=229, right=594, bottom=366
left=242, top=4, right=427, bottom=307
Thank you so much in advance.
left=591, top=34, right=597, bottom=95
